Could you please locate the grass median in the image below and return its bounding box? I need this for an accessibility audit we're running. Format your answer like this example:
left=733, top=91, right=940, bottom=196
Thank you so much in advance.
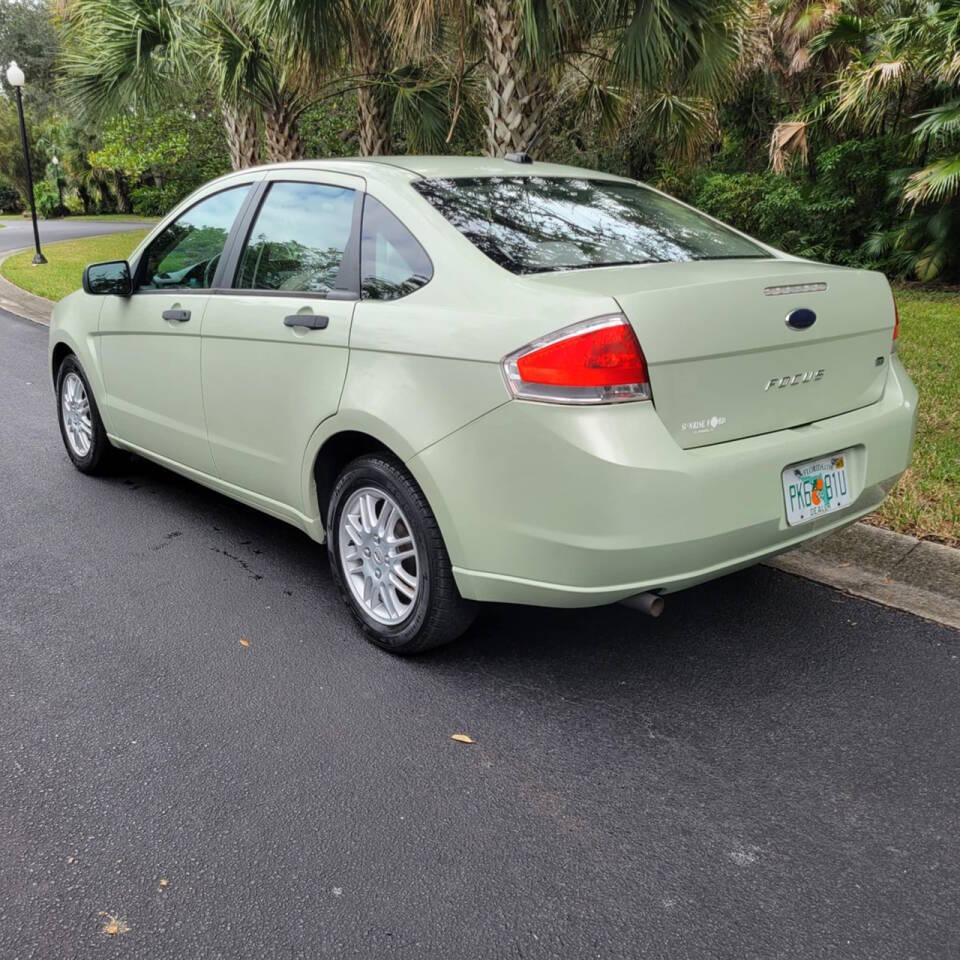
left=871, top=287, right=959, bottom=546
left=1, top=229, right=149, bottom=302
left=1, top=230, right=956, bottom=545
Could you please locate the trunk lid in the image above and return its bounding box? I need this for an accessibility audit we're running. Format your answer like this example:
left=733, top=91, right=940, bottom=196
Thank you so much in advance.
left=527, top=259, right=895, bottom=448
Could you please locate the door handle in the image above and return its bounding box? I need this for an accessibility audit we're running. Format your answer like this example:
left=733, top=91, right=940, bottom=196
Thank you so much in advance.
left=284, top=314, right=329, bottom=330
left=162, top=308, right=191, bottom=323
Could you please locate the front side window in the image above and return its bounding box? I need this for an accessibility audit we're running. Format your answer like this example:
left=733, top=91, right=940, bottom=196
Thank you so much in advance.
left=361, top=196, right=432, bottom=300
left=235, top=182, right=356, bottom=294
left=412, top=176, right=767, bottom=275
left=138, top=185, right=250, bottom=291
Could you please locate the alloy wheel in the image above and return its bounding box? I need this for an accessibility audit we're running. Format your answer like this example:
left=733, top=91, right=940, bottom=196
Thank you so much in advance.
left=338, top=486, right=420, bottom=625
left=61, top=371, right=93, bottom=458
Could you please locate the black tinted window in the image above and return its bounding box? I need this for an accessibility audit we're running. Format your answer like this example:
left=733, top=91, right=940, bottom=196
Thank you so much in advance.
left=412, top=177, right=766, bottom=274
left=139, top=185, right=249, bottom=290
left=361, top=196, right=432, bottom=300
left=236, top=182, right=355, bottom=293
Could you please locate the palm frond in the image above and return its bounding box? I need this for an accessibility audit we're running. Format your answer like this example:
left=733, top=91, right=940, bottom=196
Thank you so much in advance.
left=912, top=100, right=960, bottom=143
left=903, top=155, right=960, bottom=208
left=384, top=64, right=452, bottom=152
left=642, top=91, right=717, bottom=164
left=769, top=119, right=808, bottom=173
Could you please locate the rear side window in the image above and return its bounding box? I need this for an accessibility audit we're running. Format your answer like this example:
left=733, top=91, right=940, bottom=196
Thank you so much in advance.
left=412, top=176, right=767, bottom=275
left=138, top=185, right=250, bottom=291
left=361, top=196, right=432, bottom=300
left=236, top=182, right=356, bottom=294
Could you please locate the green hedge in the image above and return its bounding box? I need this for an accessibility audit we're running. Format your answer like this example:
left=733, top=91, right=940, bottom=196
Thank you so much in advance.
left=687, top=138, right=907, bottom=273
left=130, top=184, right=186, bottom=217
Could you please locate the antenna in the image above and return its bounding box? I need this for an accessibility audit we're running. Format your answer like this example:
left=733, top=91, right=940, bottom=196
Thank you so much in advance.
left=504, top=124, right=541, bottom=164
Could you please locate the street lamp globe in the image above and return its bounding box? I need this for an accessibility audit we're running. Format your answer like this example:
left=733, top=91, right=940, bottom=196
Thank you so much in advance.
left=52, top=156, right=59, bottom=166
left=6, top=61, right=25, bottom=88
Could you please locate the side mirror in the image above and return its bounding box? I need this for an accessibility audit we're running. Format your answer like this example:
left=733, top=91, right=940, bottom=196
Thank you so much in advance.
left=83, top=260, right=132, bottom=296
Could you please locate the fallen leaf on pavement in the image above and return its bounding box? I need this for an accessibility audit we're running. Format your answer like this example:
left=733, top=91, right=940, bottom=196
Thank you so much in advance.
left=99, top=913, right=130, bottom=936
left=451, top=733, right=474, bottom=744
left=158, top=878, right=169, bottom=888
left=239, top=638, right=250, bottom=647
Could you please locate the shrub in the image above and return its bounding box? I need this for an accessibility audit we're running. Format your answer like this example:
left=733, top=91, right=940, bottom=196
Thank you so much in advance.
left=130, top=183, right=184, bottom=216
left=33, top=179, right=60, bottom=218
left=0, top=176, right=22, bottom=213
left=694, top=172, right=805, bottom=248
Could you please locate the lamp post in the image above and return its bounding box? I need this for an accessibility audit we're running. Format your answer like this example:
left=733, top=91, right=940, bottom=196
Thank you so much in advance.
left=52, top=156, right=64, bottom=213
left=5, top=61, right=46, bottom=265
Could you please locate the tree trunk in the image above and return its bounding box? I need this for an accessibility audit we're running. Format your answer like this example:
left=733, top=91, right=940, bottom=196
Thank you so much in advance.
left=480, top=0, right=546, bottom=157
left=354, top=31, right=392, bottom=156
left=221, top=101, right=261, bottom=170
left=77, top=184, right=93, bottom=215
left=114, top=174, right=132, bottom=214
left=263, top=92, right=305, bottom=163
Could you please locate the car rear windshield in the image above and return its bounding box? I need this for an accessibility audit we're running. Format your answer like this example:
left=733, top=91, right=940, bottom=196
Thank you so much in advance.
left=412, top=176, right=767, bottom=274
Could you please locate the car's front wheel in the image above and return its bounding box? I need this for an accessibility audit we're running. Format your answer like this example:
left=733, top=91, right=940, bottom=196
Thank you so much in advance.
left=56, top=355, right=121, bottom=475
left=327, top=454, right=477, bottom=654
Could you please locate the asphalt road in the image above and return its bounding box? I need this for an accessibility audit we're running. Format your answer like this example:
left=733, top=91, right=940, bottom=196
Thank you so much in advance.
left=1, top=308, right=958, bottom=959
left=0, top=217, right=154, bottom=254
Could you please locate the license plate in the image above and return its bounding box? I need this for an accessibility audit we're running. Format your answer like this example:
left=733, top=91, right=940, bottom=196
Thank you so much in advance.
left=782, top=451, right=853, bottom=526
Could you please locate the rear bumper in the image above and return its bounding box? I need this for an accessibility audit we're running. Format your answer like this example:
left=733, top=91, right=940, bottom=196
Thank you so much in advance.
left=409, top=357, right=918, bottom=608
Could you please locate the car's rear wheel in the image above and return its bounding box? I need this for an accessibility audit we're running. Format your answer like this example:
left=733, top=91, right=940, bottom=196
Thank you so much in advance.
left=56, top=355, right=121, bottom=475
left=327, top=454, right=477, bottom=654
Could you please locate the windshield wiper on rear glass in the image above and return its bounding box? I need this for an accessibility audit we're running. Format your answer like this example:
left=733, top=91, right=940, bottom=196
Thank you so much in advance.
left=690, top=254, right=770, bottom=261
left=528, top=258, right=665, bottom=274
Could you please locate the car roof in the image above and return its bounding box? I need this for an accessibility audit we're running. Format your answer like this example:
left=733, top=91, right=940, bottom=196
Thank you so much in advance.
left=220, top=155, right=633, bottom=186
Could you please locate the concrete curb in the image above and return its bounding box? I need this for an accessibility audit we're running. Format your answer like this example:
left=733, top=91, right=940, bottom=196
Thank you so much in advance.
left=765, top=523, right=960, bottom=629
left=0, top=247, right=54, bottom=326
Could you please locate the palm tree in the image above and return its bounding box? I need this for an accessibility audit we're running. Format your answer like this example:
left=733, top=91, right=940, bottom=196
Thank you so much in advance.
left=389, top=0, right=747, bottom=158
left=208, top=5, right=313, bottom=162
left=255, top=0, right=399, bottom=154
left=390, top=0, right=580, bottom=156
left=777, top=0, right=960, bottom=278
left=60, top=0, right=267, bottom=168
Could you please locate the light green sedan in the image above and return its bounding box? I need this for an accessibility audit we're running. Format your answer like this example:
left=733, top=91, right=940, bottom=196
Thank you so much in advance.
left=49, top=157, right=917, bottom=653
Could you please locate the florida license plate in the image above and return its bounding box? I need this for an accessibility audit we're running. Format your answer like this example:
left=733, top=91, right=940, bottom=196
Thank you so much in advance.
left=782, top=452, right=853, bottom=526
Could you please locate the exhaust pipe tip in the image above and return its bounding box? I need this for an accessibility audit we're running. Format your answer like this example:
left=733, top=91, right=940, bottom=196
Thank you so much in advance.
left=620, top=591, right=664, bottom=618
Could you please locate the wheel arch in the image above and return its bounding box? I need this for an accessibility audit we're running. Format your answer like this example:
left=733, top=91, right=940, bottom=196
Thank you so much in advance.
left=51, top=340, right=74, bottom=386
left=312, top=430, right=391, bottom=529
left=301, top=413, right=463, bottom=561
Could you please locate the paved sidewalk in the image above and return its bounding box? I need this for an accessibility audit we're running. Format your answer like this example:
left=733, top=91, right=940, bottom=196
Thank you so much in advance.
left=766, top=522, right=960, bottom=629
left=0, top=248, right=54, bottom=325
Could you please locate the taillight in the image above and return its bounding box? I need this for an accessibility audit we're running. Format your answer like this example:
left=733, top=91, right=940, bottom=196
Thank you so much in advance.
left=892, top=299, right=900, bottom=353
left=502, top=315, right=651, bottom=404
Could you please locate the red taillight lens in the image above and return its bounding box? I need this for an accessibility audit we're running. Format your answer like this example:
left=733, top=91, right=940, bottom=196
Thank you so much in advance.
left=503, top=315, right=651, bottom=404
left=892, top=300, right=900, bottom=353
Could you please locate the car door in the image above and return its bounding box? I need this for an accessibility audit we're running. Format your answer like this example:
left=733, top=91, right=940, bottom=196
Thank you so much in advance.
left=98, top=181, right=255, bottom=473
left=200, top=172, right=364, bottom=510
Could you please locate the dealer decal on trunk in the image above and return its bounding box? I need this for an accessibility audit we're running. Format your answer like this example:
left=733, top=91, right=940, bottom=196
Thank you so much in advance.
left=681, top=414, right=728, bottom=434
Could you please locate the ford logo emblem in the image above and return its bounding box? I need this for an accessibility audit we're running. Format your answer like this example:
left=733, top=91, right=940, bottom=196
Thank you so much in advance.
left=786, top=308, right=817, bottom=330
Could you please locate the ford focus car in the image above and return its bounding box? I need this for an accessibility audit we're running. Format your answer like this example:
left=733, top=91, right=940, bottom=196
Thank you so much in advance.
left=49, top=157, right=917, bottom=653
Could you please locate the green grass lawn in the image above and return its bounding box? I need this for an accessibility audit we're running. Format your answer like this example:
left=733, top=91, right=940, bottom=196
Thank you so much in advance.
left=869, top=287, right=960, bottom=546
left=2, top=231, right=957, bottom=544
left=1, top=229, right=149, bottom=301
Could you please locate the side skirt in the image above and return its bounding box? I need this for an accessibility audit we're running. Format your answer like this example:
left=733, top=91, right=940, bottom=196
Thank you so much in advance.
left=108, top=435, right=326, bottom=543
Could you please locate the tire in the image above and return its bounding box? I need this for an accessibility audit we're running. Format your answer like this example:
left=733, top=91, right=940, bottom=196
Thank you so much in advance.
left=55, top=354, right=122, bottom=475
left=327, top=454, right=477, bottom=654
